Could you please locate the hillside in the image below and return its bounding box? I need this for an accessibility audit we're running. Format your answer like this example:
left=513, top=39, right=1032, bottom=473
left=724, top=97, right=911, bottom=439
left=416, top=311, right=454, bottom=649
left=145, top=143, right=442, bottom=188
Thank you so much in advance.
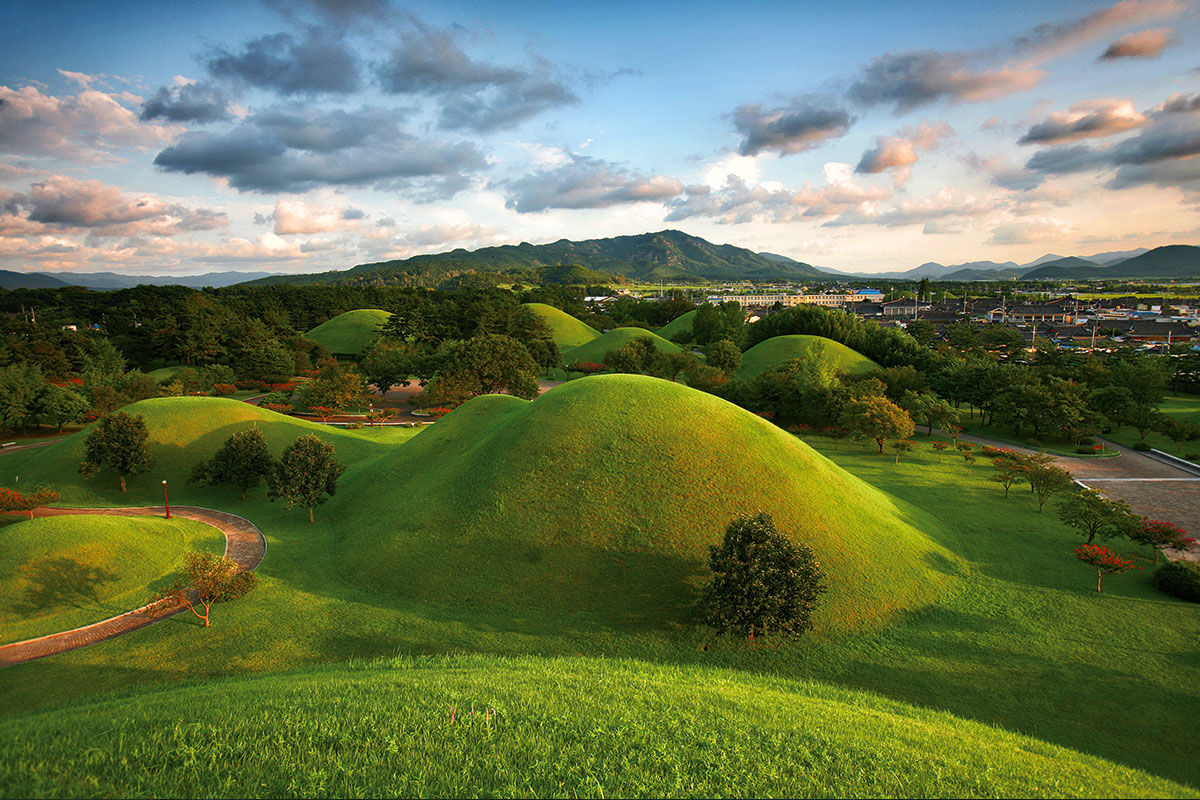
left=0, top=654, right=1186, bottom=799
left=562, top=327, right=683, bottom=365
left=737, top=335, right=879, bottom=380
left=304, top=309, right=391, bottom=355
left=241, top=230, right=834, bottom=286
left=656, top=309, right=698, bottom=340
left=0, top=270, right=69, bottom=290
left=1023, top=245, right=1200, bottom=280
left=338, top=375, right=957, bottom=631
left=522, top=302, right=600, bottom=349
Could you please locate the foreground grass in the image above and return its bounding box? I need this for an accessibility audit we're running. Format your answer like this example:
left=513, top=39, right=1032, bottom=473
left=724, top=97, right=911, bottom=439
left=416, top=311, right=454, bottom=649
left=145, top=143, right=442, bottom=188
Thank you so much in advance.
left=0, top=391, right=1197, bottom=789
left=0, top=515, right=222, bottom=644
left=0, top=655, right=1190, bottom=799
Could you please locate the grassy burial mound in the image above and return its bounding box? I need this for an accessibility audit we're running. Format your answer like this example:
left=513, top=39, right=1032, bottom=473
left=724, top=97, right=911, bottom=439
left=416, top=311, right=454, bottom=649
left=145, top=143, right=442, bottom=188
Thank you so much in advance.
left=304, top=309, right=392, bottom=355
left=0, top=515, right=222, bottom=644
left=656, top=309, right=697, bottom=340
left=0, top=654, right=1186, bottom=799
left=522, top=302, right=600, bottom=350
left=339, top=375, right=957, bottom=631
left=563, top=327, right=683, bottom=367
left=0, top=397, right=417, bottom=507
left=737, top=335, right=879, bottom=381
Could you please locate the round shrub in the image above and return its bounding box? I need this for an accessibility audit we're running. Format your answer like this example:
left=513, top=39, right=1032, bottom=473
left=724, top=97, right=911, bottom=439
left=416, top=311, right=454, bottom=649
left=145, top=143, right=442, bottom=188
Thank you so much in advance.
left=1075, top=446, right=1094, bottom=454
left=1133, top=441, right=1151, bottom=452
left=1153, top=560, right=1200, bottom=603
left=211, top=383, right=237, bottom=396
left=1077, top=437, right=1094, bottom=447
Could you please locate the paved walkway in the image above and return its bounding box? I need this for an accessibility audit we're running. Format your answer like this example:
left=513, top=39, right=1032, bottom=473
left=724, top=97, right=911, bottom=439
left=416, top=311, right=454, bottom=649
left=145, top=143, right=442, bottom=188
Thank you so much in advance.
left=0, top=505, right=265, bottom=668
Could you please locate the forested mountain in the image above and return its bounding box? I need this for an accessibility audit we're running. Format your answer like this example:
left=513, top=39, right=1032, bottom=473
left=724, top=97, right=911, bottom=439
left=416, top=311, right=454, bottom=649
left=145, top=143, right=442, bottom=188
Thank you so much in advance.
left=1022, top=245, right=1200, bottom=280
left=0, top=270, right=280, bottom=290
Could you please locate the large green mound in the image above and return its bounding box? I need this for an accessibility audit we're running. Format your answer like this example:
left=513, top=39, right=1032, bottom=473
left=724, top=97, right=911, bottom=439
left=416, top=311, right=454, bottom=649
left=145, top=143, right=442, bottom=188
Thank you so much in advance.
left=522, top=302, right=600, bottom=349
left=0, top=397, right=418, bottom=507
left=0, top=515, right=222, bottom=644
left=304, top=308, right=391, bottom=355
left=340, top=375, right=957, bottom=631
left=656, top=308, right=697, bottom=340
left=738, top=334, right=879, bottom=380
left=563, top=326, right=683, bottom=366
left=0, top=654, right=1184, bottom=798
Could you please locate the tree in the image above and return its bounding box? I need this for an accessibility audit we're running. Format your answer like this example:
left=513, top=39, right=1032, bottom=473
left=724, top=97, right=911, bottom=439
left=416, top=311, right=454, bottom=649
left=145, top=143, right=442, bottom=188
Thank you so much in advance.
left=422, top=334, right=541, bottom=406
left=899, top=391, right=960, bottom=436
left=931, top=440, right=950, bottom=461
left=1027, top=463, right=1074, bottom=511
left=0, top=362, right=43, bottom=433
left=700, top=513, right=827, bottom=640
left=190, top=428, right=273, bottom=501
left=990, top=455, right=1023, bottom=498
left=268, top=434, right=344, bottom=523
left=605, top=337, right=661, bottom=375
left=0, top=487, right=61, bottom=519
left=1129, top=518, right=1196, bottom=565
left=963, top=448, right=977, bottom=474
left=360, top=340, right=414, bottom=395
left=906, top=319, right=936, bottom=346
left=1154, top=415, right=1200, bottom=454
left=1075, top=544, right=1140, bottom=593
left=34, top=383, right=89, bottom=434
left=1058, top=489, right=1137, bottom=544
left=150, top=551, right=257, bottom=627
left=1125, top=404, right=1162, bottom=442
left=705, top=339, right=743, bottom=377
left=300, top=358, right=366, bottom=416
left=838, top=396, right=914, bottom=454
left=890, top=439, right=916, bottom=464
left=78, top=411, right=152, bottom=493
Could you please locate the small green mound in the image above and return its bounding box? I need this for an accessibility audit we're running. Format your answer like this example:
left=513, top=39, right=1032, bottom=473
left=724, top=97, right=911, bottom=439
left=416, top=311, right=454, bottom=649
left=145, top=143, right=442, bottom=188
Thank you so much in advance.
left=0, top=397, right=420, bottom=507
left=563, top=327, right=682, bottom=366
left=340, top=374, right=958, bottom=631
left=304, top=309, right=391, bottom=355
left=0, top=515, right=222, bottom=643
left=657, top=309, right=697, bottom=340
left=145, top=365, right=183, bottom=383
left=737, top=335, right=879, bottom=380
left=0, top=655, right=1185, bottom=798
left=522, top=302, right=600, bottom=349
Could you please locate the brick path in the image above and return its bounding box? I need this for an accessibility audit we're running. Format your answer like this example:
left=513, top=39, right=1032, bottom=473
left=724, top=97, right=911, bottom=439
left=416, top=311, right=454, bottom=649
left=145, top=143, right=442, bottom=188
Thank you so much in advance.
left=0, top=505, right=265, bottom=668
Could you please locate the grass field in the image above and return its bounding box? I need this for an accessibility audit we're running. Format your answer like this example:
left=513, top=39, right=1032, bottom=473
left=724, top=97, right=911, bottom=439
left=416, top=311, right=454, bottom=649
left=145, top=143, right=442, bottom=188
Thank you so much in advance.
left=0, top=515, right=222, bottom=644
left=561, top=326, right=683, bottom=366
left=0, top=388, right=1197, bottom=791
left=0, top=654, right=1189, bottom=799
left=656, top=308, right=697, bottom=340
left=303, top=309, right=391, bottom=355
left=736, top=334, right=879, bottom=380
left=1102, top=393, right=1200, bottom=458
left=522, top=302, right=600, bottom=349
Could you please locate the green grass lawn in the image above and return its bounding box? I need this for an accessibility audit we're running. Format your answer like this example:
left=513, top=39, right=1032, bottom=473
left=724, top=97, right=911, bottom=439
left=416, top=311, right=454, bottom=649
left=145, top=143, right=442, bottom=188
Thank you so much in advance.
left=656, top=308, right=697, bottom=340
left=0, top=515, right=223, bottom=644
left=303, top=309, right=391, bottom=355
left=522, top=302, right=600, bottom=349
left=561, top=326, right=682, bottom=366
left=0, top=654, right=1189, bottom=799
left=0, top=388, right=1197, bottom=791
left=736, top=334, right=879, bottom=380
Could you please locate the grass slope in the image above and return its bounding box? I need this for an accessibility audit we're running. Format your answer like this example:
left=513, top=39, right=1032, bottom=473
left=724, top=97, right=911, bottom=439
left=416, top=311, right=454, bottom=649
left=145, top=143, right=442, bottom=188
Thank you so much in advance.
left=0, top=654, right=1187, bottom=799
left=0, top=515, right=222, bottom=643
left=521, top=302, right=599, bottom=349
left=562, top=326, right=682, bottom=366
left=340, top=375, right=957, bottom=631
left=737, top=334, right=879, bottom=380
left=304, top=309, right=391, bottom=355
left=657, top=308, right=697, bottom=340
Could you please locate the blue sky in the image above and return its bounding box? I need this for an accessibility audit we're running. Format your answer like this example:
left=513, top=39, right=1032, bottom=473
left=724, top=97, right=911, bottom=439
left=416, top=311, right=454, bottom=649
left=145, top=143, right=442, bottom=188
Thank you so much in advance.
left=1, top=0, right=1197, bottom=275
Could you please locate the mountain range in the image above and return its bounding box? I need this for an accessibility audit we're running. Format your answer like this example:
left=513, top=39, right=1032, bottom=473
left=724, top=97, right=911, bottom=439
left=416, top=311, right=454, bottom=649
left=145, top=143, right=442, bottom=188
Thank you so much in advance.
left=0, top=270, right=282, bottom=291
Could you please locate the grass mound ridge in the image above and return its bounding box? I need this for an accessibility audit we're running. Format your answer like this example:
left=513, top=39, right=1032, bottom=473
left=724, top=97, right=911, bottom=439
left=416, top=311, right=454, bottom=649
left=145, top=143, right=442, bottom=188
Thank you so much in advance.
left=738, top=334, right=879, bottom=380
left=304, top=309, right=391, bottom=355
left=522, top=302, right=600, bottom=349
left=0, top=515, right=222, bottom=644
left=0, top=397, right=418, bottom=507
left=0, top=654, right=1185, bottom=798
left=563, top=327, right=682, bottom=366
left=657, top=309, right=697, bottom=340
left=340, top=374, right=958, bottom=631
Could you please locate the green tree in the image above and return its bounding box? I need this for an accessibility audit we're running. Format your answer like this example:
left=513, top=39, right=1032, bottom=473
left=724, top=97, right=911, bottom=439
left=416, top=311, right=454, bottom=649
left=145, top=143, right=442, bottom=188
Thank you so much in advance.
left=605, top=336, right=661, bottom=375
left=191, top=428, right=273, bottom=500
left=1027, top=463, right=1074, bottom=511
left=360, top=339, right=414, bottom=395
left=1154, top=415, right=1200, bottom=454
left=990, top=455, right=1023, bottom=498
left=78, top=411, right=153, bottom=492
left=0, top=362, right=44, bottom=433
left=150, top=551, right=257, bottom=627
left=300, top=358, right=366, bottom=415
left=838, top=395, right=914, bottom=454
left=899, top=391, right=960, bottom=436
left=34, top=384, right=89, bottom=433
left=268, top=434, right=344, bottom=523
left=700, top=512, right=827, bottom=640
left=906, top=319, right=936, bottom=346
left=236, top=338, right=295, bottom=384
left=422, top=334, right=540, bottom=406
left=705, top=339, right=743, bottom=377
left=1058, top=489, right=1137, bottom=544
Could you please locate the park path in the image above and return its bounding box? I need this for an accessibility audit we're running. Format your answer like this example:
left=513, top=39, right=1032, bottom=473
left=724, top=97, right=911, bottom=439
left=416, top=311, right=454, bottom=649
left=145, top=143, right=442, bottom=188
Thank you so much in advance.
left=0, top=505, right=265, bottom=668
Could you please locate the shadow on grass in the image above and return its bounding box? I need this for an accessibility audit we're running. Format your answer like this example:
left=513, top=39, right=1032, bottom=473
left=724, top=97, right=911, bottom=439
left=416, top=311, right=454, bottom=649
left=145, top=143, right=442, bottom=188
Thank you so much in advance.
left=13, top=557, right=117, bottom=616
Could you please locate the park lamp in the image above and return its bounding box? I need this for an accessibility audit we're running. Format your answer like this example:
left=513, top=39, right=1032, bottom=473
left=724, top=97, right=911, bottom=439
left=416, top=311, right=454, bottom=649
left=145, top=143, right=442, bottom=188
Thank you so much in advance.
left=162, top=480, right=170, bottom=520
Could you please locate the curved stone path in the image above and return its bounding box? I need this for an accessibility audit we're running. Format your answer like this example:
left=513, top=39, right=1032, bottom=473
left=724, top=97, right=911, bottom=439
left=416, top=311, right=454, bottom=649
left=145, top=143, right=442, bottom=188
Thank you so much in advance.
left=0, top=505, right=265, bottom=668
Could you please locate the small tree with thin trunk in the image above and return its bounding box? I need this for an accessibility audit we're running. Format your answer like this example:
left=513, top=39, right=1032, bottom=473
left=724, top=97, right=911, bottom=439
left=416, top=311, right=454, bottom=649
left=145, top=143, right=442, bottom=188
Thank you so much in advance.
left=963, top=449, right=976, bottom=474
left=990, top=455, right=1022, bottom=498
left=890, top=439, right=916, bottom=464
left=78, top=411, right=152, bottom=493
left=931, top=440, right=950, bottom=461
left=838, top=395, right=914, bottom=454
left=150, top=551, right=257, bottom=627
left=1129, top=518, right=1197, bottom=565
left=1058, top=489, right=1137, bottom=544
left=1028, top=463, right=1074, bottom=511
left=0, top=487, right=61, bottom=519
left=190, top=427, right=273, bottom=500
left=1075, top=544, right=1141, bottom=593
left=268, top=433, right=344, bottom=523
left=700, top=512, right=827, bottom=641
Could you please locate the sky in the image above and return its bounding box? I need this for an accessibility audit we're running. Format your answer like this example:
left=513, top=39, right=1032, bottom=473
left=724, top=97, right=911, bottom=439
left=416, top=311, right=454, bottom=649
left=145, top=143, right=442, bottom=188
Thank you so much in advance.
left=1, top=0, right=1198, bottom=276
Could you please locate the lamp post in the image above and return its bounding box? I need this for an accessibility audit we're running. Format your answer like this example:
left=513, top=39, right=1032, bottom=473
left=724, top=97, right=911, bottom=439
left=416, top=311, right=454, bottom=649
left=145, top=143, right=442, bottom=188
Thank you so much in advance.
left=162, top=480, right=170, bottom=520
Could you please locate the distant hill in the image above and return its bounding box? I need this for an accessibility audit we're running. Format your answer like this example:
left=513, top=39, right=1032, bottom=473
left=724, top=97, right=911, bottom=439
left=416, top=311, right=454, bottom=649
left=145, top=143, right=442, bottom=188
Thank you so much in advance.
left=0, top=270, right=281, bottom=290
left=304, top=309, right=391, bottom=355
left=1022, top=245, right=1200, bottom=280
left=242, top=230, right=835, bottom=287
left=0, top=270, right=70, bottom=290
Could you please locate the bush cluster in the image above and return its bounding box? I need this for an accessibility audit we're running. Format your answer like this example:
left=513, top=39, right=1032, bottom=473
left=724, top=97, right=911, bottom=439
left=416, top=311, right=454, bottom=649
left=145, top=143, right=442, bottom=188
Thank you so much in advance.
left=1153, top=561, right=1200, bottom=603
